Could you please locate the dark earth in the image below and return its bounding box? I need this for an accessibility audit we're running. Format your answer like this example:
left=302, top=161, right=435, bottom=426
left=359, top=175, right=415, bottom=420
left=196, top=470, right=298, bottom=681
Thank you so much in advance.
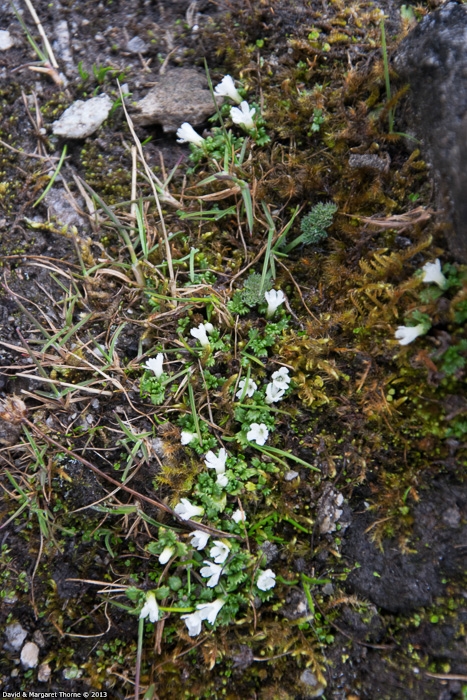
left=0, top=1, right=466, bottom=699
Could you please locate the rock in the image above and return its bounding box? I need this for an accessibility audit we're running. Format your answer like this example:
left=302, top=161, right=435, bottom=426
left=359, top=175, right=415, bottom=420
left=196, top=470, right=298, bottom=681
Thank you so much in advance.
left=299, top=669, right=326, bottom=698
left=20, top=641, right=39, bottom=669
left=38, top=663, right=51, bottom=682
left=442, top=506, right=461, bottom=528
left=317, top=485, right=344, bottom=534
left=54, top=20, right=74, bottom=74
left=33, top=630, right=46, bottom=648
left=284, top=469, right=299, bottom=481
left=231, top=645, right=254, bottom=670
left=133, top=68, right=220, bottom=132
left=52, top=94, right=112, bottom=139
left=4, top=623, right=28, bottom=652
left=0, top=30, right=14, bottom=51
left=348, top=153, right=390, bottom=174
left=281, top=589, right=308, bottom=620
left=127, top=36, right=148, bottom=54
left=394, top=1, right=467, bottom=262
left=44, top=188, right=86, bottom=228
left=259, top=540, right=279, bottom=565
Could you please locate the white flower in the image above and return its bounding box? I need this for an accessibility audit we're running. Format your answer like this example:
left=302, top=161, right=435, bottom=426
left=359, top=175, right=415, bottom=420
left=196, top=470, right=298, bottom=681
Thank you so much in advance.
left=190, top=322, right=214, bottom=348
left=232, top=509, right=246, bottom=523
left=204, top=448, right=228, bottom=475
left=174, top=498, right=204, bottom=521
left=247, top=422, right=269, bottom=445
left=394, top=324, right=426, bottom=346
left=217, top=473, right=228, bottom=488
left=421, top=259, right=447, bottom=289
left=140, top=591, right=159, bottom=623
left=214, top=75, right=242, bottom=103
left=236, top=378, right=258, bottom=400
left=257, top=569, right=276, bottom=592
left=144, top=353, right=164, bottom=378
left=210, top=540, right=230, bottom=564
left=181, top=611, right=203, bottom=637
left=181, top=430, right=196, bottom=445
left=158, top=546, right=174, bottom=565
left=196, top=598, right=225, bottom=625
left=271, top=366, right=291, bottom=390
left=230, top=101, right=256, bottom=130
left=189, top=530, right=210, bottom=551
left=176, top=122, right=205, bottom=147
left=264, top=289, right=285, bottom=318
left=200, top=561, right=223, bottom=587
left=265, top=382, right=285, bottom=404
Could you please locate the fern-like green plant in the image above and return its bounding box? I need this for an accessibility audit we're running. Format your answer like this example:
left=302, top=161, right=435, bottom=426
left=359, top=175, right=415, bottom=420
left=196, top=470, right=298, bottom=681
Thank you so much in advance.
left=282, top=202, right=337, bottom=253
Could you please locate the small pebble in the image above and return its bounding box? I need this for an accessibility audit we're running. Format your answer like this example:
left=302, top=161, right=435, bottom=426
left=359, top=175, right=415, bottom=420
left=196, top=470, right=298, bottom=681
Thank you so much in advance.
left=33, top=630, right=46, bottom=647
left=38, top=663, right=52, bottom=682
left=52, top=95, right=112, bottom=139
left=299, top=669, right=326, bottom=697
left=284, top=470, right=299, bottom=481
left=126, top=36, right=148, bottom=54
left=5, top=623, right=28, bottom=652
left=21, top=641, right=39, bottom=669
left=0, top=30, right=14, bottom=51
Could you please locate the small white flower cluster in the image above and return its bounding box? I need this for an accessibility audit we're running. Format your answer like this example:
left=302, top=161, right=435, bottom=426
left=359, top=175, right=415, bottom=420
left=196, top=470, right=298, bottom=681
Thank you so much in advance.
left=181, top=598, right=226, bottom=637
left=178, top=534, right=231, bottom=635
left=394, top=259, right=446, bottom=346
left=236, top=377, right=257, bottom=400
left=247, top=422, right=269, bottom=445
left=230, top=101, right=256, bottom=131
left=190, top=321, right=214, bottom=348
left=205, top=447, right=229, bottom=487
left=140, top=591, right=159, bottom=623
left=265, top=289, right=285, bottom=318
left=214, top=74, right=256, bottom=131
left=265, top=366, right=291, bottom=405
left=175, top=75, right=257, bottom=149
left=143, top=353, right=164, bottom=378
left=421, top=258, right=447, bottom=289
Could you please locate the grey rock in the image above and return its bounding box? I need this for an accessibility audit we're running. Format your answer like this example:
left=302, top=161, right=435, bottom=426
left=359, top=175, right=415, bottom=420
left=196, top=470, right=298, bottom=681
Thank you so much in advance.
left=0, top=29, right=14, bottom=51
left=259, top=540, right=279, bottom=565
left=394, top=1, right=467, bottom=261
left=133, top=68, right=220, bottom=132
left=317, top=484, right=344, bottom=534
left=54, top=20, right=74, bottom=73
left=38, top=663, right=52, bottom=682
left=348, top=153, right=390, bottom=174
left=281, top=589, right=308, bottom=620
left=127, top=36, right=148, bottom=54
left=5, top=623, right=28, bottom=652
left=284, top=469, right=299, bottom=481
left=442, top=506, right=461, bottom=528
left=44, top=188, right=86, bottom=228
left=21, top=641, right=39, bottom=669
left=52, top=94, right=112, bottom=139
left=299, top=669, right=326, bottom=697
left=33, top=630, right=46, bottom=648
left=231, top=644, right=254, bottom=670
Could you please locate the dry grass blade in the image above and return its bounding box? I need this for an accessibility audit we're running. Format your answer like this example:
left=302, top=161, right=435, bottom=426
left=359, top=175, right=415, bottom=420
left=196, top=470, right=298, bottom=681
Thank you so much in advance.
left=117, top=81, right=176, bottom=297
left=22, top=0, right=59, bottom=68
left=352, top=206, right=433, bottom=230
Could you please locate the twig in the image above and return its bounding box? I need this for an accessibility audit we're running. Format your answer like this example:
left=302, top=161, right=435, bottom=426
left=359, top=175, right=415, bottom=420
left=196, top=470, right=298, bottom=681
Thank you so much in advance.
left=22, top=0, right=59, bottom=68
